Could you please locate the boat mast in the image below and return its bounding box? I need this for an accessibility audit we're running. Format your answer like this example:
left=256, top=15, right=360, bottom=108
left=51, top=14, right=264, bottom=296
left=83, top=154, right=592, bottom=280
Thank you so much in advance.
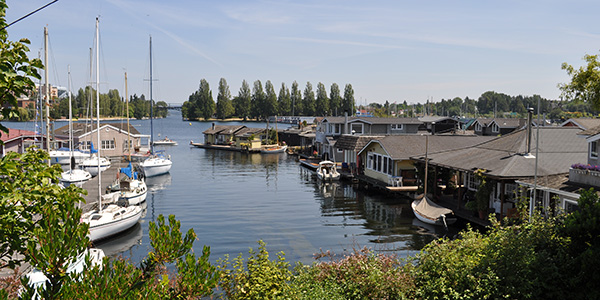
left=44, top=26, right=50, bottom=165
left=68, top=65, right=72, bottom=172
left=126, top=72, right=131, bottom=161
left=149, top=35, right=154, bottom=155
left=96, top=17, right=102, bottom=211
left=424, top=135, right=428, bottom=197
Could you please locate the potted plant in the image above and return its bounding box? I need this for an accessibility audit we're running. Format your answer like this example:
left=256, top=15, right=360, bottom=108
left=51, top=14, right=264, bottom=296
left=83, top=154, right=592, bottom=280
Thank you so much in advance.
left=465, top=169, right=494, bottom=219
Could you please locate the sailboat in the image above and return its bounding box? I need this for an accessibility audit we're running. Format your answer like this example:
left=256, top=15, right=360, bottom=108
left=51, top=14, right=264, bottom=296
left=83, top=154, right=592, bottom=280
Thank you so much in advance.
left=411, top=135, right=457, bottom=227
left=261, top=116, right=287, bottom=154
left=80, top=18, right=142, bottom=242
left=59, top=66, right=92, bottom=187
left=140, top=36, right=172, bottom=177
left=108, top=72, right=148, bottom=205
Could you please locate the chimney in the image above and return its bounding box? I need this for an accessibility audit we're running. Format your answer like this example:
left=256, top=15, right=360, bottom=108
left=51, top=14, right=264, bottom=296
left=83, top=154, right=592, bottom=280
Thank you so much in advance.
left=212, top=123, right=215, bottom=130
left=527, top=108, right=533, bottom=154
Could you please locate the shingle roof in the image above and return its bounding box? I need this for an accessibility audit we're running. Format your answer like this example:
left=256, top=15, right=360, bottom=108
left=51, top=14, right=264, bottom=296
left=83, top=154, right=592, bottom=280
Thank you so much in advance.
left=0, top=128, right=38, bottom=142
left=423, top=127, right=586, bottom=179
left=203, top=125, right=246, bottom=135
left=236, top=127, right=265, bottom=137
left=418, top=116, right=455, bottom=123
left=561, top=118, right=600, bottom=130
left=490, top=118, right=525, bottom=129
left=362, top=134, right=494, bottom=160
left=321, top=116, right=422, bottom=125
left=54, top=122, right=141, bottom=137
left=335, top=135, right=383, bottom=151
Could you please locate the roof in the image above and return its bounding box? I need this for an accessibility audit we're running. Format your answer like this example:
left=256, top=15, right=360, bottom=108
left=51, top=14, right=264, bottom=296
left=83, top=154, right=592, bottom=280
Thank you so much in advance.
left=516, top=173, right=583, bottom=196
left=335, top=135, right=383, bottom=151
left=203, top=125, right=246, bottom=135
left=473, top=118, right=494, bottom=127
left=560, top=118, right=600, bottom=130
left=360, top=134, right=494, bottom=160
left=236, top=127, right=265, bottom=137
left=54, top=122, right=141, bottom=138
left=578, top=124, right=600, bottom=137
left=0, top=128, right=39, bottom=142
left=418, top=116, right=456, bottom=123
left=489, top=118, right=525, bottom=129
left=321, top=116, right=422, bottom=125
left=422, top=127, right=587, bottom=179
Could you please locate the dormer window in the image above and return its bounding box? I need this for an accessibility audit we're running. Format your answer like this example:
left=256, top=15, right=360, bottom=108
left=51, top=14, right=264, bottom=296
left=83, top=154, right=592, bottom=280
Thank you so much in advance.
left=475, top=123, right=482, bottom=132
left=492, top=123, right=499, bottom=133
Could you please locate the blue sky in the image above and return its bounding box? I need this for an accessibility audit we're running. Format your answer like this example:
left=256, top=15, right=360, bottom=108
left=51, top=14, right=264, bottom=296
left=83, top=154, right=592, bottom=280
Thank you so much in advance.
left=5, top=0, right=600, bottom=106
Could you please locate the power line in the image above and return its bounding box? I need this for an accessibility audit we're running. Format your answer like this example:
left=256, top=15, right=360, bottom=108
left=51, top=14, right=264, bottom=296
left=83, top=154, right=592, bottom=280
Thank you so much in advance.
left=1, top=0, right=59, bottom=31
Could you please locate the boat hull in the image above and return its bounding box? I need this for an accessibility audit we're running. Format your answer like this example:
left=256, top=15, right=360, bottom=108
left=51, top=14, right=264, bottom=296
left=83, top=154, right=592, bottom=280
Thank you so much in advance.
left=260, top=145, right=287, bottom=154
left=140, top=157, right=172, bottom=177
left=411, top=198, right=457, bottom=227
left=59, top=169, right=92, bottom=187
left=49, top=150, right=90, bottom=165
left=84, top=205, right=143, bottom=242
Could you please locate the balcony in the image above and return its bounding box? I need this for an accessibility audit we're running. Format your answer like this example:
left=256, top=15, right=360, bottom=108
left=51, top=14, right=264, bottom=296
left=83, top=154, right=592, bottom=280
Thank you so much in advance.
left=569, top=164, right=600, bottom=188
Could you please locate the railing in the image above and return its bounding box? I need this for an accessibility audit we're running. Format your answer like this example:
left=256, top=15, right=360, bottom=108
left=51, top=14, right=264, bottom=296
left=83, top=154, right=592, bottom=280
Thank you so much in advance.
left=569, top=167, right=600, bottom=187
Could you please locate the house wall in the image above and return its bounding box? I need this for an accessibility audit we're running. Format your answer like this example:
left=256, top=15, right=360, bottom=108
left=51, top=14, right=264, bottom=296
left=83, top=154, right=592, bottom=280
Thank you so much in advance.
left=370, top=124, right=388, bottom=134
left=361, top=143, right=391, bottom=183
left=588, top=140, right=600, bottom=166
left=204, top=134, right=217, bottom=144
left=79, top=127, right=142, bottom=157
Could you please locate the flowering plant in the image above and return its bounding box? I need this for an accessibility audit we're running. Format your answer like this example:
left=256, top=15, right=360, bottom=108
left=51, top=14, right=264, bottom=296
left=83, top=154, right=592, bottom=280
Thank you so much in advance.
left=571, top=163, right=600, bottom=172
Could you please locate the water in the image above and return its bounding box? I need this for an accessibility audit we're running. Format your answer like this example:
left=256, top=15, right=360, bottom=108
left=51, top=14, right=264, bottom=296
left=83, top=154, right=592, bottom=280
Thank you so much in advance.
left=2, top=112, right=459, bottom=265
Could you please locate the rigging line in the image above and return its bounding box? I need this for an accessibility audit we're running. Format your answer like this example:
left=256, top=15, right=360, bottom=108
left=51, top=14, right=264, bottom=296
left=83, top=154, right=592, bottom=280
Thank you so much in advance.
left=1, top=0, right=59, bottom=31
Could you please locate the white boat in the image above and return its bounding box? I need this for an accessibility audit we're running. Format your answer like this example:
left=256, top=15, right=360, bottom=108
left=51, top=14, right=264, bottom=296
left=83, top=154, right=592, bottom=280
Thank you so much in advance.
left=59, top=67, right=92, bottom=188
left=410, top=135, right=456, bottom=228
left=25, top=248, right=105, bottom=295
left=80, top=152, right=111, bottom=177
left=152, top=136, right=178, bottom=146
left=316, top=160, right=340, bottom=181
left=140, top=36, right=172, bottom=178
left=49, top=148, right=90, bottom=165
left=113, top=162, right=148, bottom=205
left=81, top=18, right=142, bottom=243
left=261, top=144, right=287, bottom=154
left=411, top=195, right=457, bottom=227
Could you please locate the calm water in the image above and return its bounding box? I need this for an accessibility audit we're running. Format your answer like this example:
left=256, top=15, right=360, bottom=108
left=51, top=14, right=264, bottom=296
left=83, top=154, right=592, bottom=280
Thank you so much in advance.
left=3, top=112, right=460, bottom=265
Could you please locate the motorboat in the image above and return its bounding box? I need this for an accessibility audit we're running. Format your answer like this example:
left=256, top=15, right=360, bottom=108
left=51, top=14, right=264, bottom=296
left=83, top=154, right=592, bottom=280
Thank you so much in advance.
left=152, top=136, right=178, bottom=146
left=107, top=162, right=147, bottom=205
left=140, top=151, right=172, bottom=177
left=316, top=160, right=340, bottom=181
left=411, top=194, right=457, bottom=227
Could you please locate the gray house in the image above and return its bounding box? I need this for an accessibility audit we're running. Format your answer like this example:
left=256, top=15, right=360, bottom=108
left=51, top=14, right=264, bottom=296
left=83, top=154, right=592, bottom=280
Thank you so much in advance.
left=472, top=118, right=525, bottom=136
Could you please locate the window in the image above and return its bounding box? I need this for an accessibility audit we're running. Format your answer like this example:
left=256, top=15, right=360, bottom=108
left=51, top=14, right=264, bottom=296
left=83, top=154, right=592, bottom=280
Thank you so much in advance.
left=475, top=123, right=482, bottom=132
left=366, top=152, right=393, bottom=175
left=391, top=124, right=403, bottom=130
left=591, top=141, right=598, bottom=159
left=351, top=123, right=363, bottom=134
left=101, top=139, right=115, bottom=150
left=336, top=147, right=343, bottom=153
left=492, top=123, right=499, bottom=133
left=466, top=172, right=481, bottom=191
left=123, top=140, right=133, bottom=151
left=81, top=141, right=91, bottom=150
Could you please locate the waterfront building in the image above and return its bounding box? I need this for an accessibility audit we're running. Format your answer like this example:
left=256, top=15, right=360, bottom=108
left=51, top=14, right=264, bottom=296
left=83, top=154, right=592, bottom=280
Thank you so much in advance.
left=0, top=128, right=47, bottom=157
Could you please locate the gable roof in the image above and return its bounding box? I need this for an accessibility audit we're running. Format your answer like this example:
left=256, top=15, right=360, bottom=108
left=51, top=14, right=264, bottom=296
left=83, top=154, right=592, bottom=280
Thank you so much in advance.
left=489, top=118, right=525, bottom=129
left=360, top=134, right=494, bottom=160
left=54, top=122, right=142, bottom=138
left=203, top=125, right=246, bottom=135
left=334, top=135, right=383, bottom=151
left=422, top=127, right=586, bottom=179
left=560, top=118, right=600, bottom=130
left=0, top=128, right=39, bottom=143
left=236, top=127, right=265, bottom=137
left=418, top=116, right=456, bottom=123
left=321, top=116, right=422, bottom=125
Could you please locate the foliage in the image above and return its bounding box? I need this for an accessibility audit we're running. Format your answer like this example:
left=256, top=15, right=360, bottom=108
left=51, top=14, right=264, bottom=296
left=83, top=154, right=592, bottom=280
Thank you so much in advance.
left=342, top=84, right=355, bottom=115
left=315, top=82, right=329, bottom=116
left=216, top=78, right=234, bottom=119
left=560, top=53, right=600, bottom=110
left=217, top=240, right=293, bottom=299
left=0, top=0, right=43, bottom=135
left=465, top=169, right=493, bottom=212
left=570, top=163, right=600, bottom=172
left=291, top=247, right=413, bottom=300
left=277, top=82, right=291, bottom=116
left=302, top=82, right=315, bottom=116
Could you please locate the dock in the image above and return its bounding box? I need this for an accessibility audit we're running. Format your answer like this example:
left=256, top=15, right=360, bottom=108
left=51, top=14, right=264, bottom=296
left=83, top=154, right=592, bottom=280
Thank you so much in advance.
left=79, top=159, right=129, bottom=212
left=189, top=141, right=262, bottom=153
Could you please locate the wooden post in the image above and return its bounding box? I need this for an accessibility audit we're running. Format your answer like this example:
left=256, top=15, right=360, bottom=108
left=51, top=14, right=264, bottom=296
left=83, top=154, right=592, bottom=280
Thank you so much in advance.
left=500, top=181, right=505, bottom=219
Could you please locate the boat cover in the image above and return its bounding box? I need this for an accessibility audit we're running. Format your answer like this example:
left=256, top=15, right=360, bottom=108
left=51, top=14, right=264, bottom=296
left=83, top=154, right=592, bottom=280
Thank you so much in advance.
left=414, top=196, right=453, bottom=219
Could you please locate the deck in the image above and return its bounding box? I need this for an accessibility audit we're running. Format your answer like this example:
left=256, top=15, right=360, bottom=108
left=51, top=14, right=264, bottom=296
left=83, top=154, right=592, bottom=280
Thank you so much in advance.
left=189, top=141, right=261, bottom=153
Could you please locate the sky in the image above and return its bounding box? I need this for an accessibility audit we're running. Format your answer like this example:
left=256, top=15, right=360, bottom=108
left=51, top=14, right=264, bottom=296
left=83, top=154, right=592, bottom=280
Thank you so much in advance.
left=5, top=0, right=600, bottom=106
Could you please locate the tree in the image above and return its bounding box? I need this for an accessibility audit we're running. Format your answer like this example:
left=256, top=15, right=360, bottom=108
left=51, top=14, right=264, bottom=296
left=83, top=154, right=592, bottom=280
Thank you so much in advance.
left=196, top=79, right=215, bottom=121
left=302, top=82, right=315, bottom=116
left=264, top=80, right=278, bottom=118
left=277, top=82, right=291, bottom=116
left=251, top=80, right=265, bottom=120
left=315, top=82, right=329, bottom=116
left=0, top=2, right=43, bottom=136
left=329, top=83, right=342, bottom=116
left=216, top=78, right=234, bottom=119
left=291, top=81, right=302, bottom=116
left=234, top=80, right=251, bottom=120
left=342, top=84, right=355, bottom=115
left=560, top=53, right=600, bottom=110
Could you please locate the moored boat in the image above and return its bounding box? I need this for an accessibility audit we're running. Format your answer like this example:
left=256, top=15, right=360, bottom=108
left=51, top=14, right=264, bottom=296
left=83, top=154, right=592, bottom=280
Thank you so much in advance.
left=316, top=160, right=340, bottom=181
left=411, top=195, right=457, bottom=227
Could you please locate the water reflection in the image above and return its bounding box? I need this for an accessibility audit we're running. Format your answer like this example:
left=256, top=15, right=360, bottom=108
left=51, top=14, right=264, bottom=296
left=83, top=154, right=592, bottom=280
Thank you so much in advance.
left=145, top=173, right=172, bottom=192
left=95, top=222, right=143, bottom=257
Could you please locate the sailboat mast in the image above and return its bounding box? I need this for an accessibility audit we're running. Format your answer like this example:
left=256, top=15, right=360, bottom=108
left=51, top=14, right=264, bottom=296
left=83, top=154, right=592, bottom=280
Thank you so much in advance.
left=44, top=27, right=50, bottom=165
left=424, top=135, right=429, bottom=196
left=96, top=17, right=102, bottom=211
left=126, top=72, right=131, bottom=161
left=68, top=65, right=72, bottom=172
left=149, top=35, right=154, bottom=155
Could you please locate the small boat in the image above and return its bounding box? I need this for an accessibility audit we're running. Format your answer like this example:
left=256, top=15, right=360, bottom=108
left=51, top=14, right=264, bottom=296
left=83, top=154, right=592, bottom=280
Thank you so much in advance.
left=316, top=160, right=340, bottom=181
left=411, top=194, right=457, bottom=227
left=49, top=148, right=90, bottom=165
left=152, top=136, right=178, bottom=146
left=107, top=162, right=148, bottom=205
left=79, top=152, right=111, bottom=177
left=59, top=68, right=92, bottom=188
left=261, top=144, right=287, bottom=154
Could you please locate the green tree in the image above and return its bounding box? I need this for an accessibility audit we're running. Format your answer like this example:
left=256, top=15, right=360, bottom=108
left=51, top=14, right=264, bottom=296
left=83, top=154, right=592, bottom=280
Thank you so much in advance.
left=195, top=79, right=215, bottom=121
left=216, top=78, right=234, bottom=119
left=342, top=83, right=355, bottom=115
left=251, top=80, right=265, bottom=120
left=277, top=82, right=291, bottom=116
left=315, top=82, right=329, bottom=116
left=329, top=83, right=342, bottom=116
left=0, top=1, right=43, bottom=135
left=264, top=80, right=278, bottom=118
left=291, top=81, right=302, bottom=116
left=302, top=82, right=315, bottom=116
left=560, top=53, right=600, bottom=110
left=233, top=80, right=251, bottom=120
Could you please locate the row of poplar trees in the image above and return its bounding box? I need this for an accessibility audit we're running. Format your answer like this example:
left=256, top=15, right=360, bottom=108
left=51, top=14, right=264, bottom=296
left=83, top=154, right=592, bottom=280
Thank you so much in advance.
left=182, top=79, right=356, bottom=121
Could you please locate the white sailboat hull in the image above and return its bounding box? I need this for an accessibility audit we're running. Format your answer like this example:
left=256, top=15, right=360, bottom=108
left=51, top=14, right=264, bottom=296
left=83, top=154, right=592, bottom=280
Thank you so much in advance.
left=411, top=197, right=457, bottom=227
left=59, top=169, right=92, bottom=187
left=49, top=150, right=90, bottom=165
left=83, top=204, right=143, bottom=242
left=140, top=157, right=172, bottom=177
left=119, top=180, right=148, bottom=205
left=80, top=156, right=111, bottom=176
